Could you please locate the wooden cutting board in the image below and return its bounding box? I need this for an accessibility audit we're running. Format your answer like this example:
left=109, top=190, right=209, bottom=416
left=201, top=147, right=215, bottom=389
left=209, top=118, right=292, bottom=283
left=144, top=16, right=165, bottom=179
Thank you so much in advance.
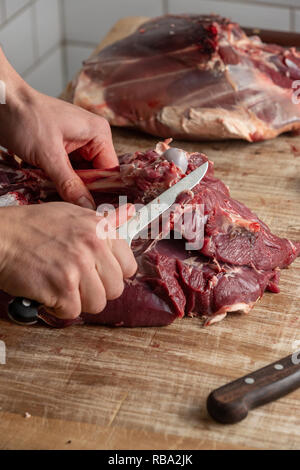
left=0, top=17, right=299, bottom=450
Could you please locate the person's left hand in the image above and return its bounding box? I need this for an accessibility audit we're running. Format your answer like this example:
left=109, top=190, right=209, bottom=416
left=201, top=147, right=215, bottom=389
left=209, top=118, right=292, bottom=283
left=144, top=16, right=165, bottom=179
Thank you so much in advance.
left=0, top=84, right=118, bottom=209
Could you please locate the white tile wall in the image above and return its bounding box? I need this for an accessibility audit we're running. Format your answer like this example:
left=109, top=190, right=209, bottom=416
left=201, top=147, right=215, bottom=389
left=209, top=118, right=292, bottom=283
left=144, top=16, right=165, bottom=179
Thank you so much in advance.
left=63, top=0, right=164, bottom=44
left=249, top=0, right=300, bottom=7
left=0, top=0, right=300, bottom=97
left=0, top=0, right=62, bottom=94
left=5, top=0, right=30, bottom=19
left=65, top=44, right=94, bottom=82
left=24, top=47, right=63, bottom=96
left=295, top=9, right=300, bottom=32
left=0, top=7, right=35, bottom=74
left=0, top=1, right=6, bottom=24
left=169, top=0, right=291, bottom=31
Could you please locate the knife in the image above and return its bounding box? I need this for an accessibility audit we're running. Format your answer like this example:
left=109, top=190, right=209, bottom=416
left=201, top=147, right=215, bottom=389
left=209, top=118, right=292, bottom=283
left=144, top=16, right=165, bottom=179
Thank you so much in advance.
left=207, top=353, right=300, bottom=424
left=8, top=162, right=208, bottom=326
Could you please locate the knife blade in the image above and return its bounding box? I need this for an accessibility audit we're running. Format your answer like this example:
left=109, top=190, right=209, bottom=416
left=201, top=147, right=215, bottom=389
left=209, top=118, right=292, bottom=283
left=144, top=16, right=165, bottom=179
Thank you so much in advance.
left=8, top=162, right=208, bottom=325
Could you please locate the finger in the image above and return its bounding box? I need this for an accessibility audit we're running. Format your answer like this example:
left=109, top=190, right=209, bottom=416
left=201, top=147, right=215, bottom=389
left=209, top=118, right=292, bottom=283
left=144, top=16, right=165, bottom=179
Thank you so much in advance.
left=78, top=119, right=118, bottom=169
left=79, top=267, right=107, bottom=314
left=96, top=204, right=135, bottom=240
left=106, top=203, right=136, bottom=230
left=79, top=136, right=118, bottom=169
left=111, top=239, right=138, bottom=279
left=93, top=136, right=118, bottom=169
left=42, top=149, right=96, bottom=209
left=108, top=204, right=137, bottom=278
left=96, top=249, right=125, bottom=301
left=50, top=290, right=82, bottom=320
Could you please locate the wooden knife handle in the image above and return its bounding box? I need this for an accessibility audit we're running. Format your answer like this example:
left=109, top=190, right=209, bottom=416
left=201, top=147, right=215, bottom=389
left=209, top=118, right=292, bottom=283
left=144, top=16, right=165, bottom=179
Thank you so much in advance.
left=207, top=354, right=300, bottom=424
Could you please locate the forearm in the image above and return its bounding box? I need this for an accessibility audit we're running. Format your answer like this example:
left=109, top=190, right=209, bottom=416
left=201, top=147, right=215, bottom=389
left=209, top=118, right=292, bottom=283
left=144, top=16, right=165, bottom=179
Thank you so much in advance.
left=0, top=47, right=118, bottom=207
left=0, top=47, right=34, bottom=149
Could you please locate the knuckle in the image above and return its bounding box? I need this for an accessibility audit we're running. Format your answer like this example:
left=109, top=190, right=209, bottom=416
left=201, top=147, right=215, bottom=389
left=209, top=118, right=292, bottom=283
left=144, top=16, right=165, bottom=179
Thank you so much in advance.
left=61, top=269, right=78, bottom=294
left=84, top=231, right=99, bottom=250
left=44, top=293, right=58, bottom=310
left=97, top=116, right=111, bottom=132
left=92, top=116, right=111, bottom=139
left=60, top=177, right=81, bottom=197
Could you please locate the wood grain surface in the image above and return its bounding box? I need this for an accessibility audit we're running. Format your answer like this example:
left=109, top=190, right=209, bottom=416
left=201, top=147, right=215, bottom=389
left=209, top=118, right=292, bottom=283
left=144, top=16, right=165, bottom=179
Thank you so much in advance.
left=0, top=17, right=299, bottom=450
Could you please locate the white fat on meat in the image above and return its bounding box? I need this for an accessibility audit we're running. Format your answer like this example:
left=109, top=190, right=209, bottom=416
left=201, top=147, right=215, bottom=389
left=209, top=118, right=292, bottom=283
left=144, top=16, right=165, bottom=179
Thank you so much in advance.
left=0, top=192, right=27, bottom=206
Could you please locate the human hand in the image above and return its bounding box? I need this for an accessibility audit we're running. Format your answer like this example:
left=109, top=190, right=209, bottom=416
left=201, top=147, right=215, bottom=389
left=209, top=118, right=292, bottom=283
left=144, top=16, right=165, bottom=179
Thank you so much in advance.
left=0, top=202, right=137, bottom=319
left=0, top=48, right=118, bottom=209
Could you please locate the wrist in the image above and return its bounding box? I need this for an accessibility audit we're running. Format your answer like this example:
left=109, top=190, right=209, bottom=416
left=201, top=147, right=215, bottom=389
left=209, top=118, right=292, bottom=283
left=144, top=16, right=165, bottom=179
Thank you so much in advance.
left=0, top=47, right=32, bottom=105
left=0, top=48, right=35, bottom=149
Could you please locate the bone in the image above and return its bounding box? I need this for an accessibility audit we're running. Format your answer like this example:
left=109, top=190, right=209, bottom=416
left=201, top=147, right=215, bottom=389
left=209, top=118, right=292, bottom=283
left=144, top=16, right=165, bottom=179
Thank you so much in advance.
left=28, top=168, right=125, bottom=193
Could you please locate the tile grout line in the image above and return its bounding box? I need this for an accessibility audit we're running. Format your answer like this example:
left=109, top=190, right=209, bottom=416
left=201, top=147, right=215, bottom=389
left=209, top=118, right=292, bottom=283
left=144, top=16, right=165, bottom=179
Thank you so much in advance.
left=208, top=0, right=300, bottom=9
left=22, top=42, right=62, bottom=79
left=1, top=0, right=7, bottom=23
left=58, top=0, right=68, bottom=89
left=31, top=0, right=39, bottom=62
left=65, top=39, right=99, bottom=49
left=162, top=0, right=169, bottom=15
left=0, top=0, right=36, bottom=31
left=290, top=7, right=296, bottom=32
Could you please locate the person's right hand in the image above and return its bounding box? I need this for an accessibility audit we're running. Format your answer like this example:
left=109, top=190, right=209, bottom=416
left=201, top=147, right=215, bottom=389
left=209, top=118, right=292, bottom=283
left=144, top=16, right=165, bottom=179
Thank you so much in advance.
left=0, top=202, right=137, bottom=319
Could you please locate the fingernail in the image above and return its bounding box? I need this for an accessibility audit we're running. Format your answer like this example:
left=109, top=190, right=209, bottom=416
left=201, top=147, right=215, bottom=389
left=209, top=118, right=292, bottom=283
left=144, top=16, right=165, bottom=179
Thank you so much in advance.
left=77, top=196, right=95, bottom=210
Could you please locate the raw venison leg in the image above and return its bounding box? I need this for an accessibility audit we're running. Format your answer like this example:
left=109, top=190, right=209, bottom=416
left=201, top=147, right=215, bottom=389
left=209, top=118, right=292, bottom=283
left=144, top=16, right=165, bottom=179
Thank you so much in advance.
left=73, top=14, right=300, bottom=142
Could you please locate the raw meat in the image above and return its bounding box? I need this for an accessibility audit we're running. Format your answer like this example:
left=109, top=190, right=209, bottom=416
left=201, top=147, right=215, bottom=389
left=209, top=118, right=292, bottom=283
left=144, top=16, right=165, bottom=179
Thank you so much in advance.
left=72, top=14, right=300, bottom=142
left=0, top=142, right=299, bottom=328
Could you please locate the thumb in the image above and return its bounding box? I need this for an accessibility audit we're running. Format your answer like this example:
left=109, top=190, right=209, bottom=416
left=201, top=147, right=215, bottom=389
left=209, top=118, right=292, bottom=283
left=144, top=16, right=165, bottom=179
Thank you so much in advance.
left=96, top=204, right=135, bottom=239
left=43, top=151, right=96, bottom=209
left=108, top=203, right=136, bottom=230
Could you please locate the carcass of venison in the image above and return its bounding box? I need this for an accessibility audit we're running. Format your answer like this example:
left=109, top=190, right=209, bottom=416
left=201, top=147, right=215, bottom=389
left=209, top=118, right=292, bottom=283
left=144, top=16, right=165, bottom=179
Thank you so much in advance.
left=73, top=14, right=300, bottom=142
left=0, top=143, right=299, bottom=328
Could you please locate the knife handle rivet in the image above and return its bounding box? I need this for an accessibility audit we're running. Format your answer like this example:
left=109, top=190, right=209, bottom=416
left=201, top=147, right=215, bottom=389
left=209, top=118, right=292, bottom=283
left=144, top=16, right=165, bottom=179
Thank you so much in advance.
left=244, top=377, right=255, bottom=384
left=274, top=364, right=284, bottom=370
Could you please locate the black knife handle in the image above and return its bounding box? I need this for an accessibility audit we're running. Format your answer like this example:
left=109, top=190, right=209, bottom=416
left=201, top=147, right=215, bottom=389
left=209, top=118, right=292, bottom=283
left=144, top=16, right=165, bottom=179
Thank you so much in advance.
left=207, top=353, right=300, bottom=424
left=8, top=297, right=40, bottom=325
